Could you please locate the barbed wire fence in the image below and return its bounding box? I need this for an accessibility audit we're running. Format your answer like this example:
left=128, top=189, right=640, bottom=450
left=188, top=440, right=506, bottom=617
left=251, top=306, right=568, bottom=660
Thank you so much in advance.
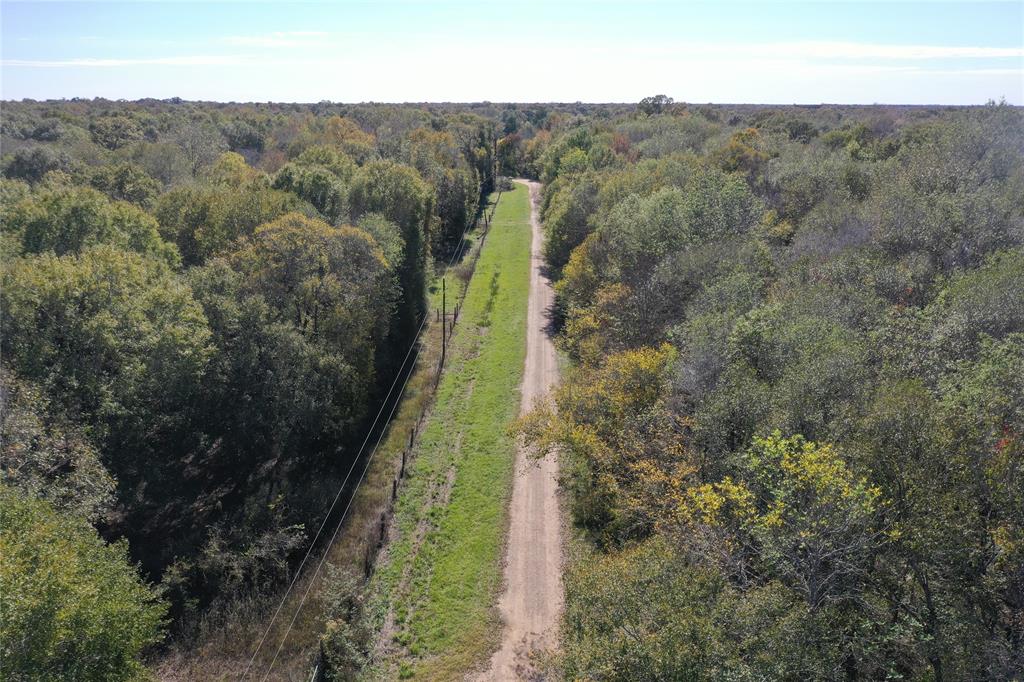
left=244, top=183, right=508, bottom=682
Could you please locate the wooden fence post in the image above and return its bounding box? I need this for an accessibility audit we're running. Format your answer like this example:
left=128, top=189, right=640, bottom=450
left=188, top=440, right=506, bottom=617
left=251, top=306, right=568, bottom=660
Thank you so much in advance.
left=313, top=640, right=328, bottom=682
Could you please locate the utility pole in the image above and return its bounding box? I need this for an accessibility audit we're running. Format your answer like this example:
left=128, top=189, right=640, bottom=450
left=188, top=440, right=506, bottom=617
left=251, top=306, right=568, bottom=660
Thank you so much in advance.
left=441, top=277, right=447, bottom=370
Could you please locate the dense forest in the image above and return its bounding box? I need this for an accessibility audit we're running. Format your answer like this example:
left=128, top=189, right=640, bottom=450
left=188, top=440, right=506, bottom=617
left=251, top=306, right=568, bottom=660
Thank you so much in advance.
left=0, top=98, right=511, bottom=677
left=516, top=98, right=1024, bottom=680
left=2, top=96, right=1022, bottom=680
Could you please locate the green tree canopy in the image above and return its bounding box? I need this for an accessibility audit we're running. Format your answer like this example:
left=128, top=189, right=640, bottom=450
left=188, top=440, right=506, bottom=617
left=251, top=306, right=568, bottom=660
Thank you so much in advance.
left=154, top=184, right=309, bottom=265
left=0, top=485, right=166, bottom=681
left=0, top=369, right=115, bottom=523
left=2, top=185, right=178, bottom=264
left=0, top=245, right=212, bottom=453
left=88, top=163, right=160, bottom=207
left=272, top=161, right=349, bottom=223
left=349, top=160, right=432, bottom=341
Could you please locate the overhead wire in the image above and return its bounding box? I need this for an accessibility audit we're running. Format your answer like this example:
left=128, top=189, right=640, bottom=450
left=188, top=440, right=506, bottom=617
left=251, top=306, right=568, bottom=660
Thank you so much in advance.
left=244, top=187, right=502, bottom=680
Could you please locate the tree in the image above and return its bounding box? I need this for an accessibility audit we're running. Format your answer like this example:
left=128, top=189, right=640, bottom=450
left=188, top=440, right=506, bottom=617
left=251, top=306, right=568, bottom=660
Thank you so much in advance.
left=203, top=151, right=259, bottom=188
left=403, top=129, right=478, bottom=253
left=222, top=118, right=265, bottom=152
left=3, top=146, right=70, bottom=183
left=319, top=565, right=371, bottom=680
left=89, top=162, right=160, bottom=207
left=587, top=170, right=759, bottom=286
left=293, top=145, right=356, bottom=182
left=562, top=538, right=729, bottom=681
left=173, top=121, right=227, bottom=176
left=561, top=535, right=872, bottom=680
left=507, top=98, right=1024, bottom=680
left=272, top=162, right=349, bottom=223
left=496, top=133, right=523, bottom=176
left=158, top=216, right=398, bottom=614
left=231, top=212, right=395, bottom=354
left=682, top=433, right=884, bottom=607
left=541, top=173, right=599, bottom=277
left=2, top=185, right=178, bottom=264
left=349, top=161, right=432, bottom=343
left=928, top=249, right=1024, bottom=361
left=937, top=334, right=1024, bottom=677
left=120, top=141, right=190, bottom=187
left=0, top=369, right=115, bottom=523
left=0, top=485, right=166, bottom=681
left=154, top=184, right=308, bottom=265
left=356, top=212, right=404, bottom=269
left=89, top=115, right=144, bottom=150
left=323, top=115, right=376, bottom=162
left=712, top=127, right=770, bottom=179
left=0, top=99, right=505, bottom=642
left=0, top=245, right=212, bottom=472
left=637, top=94, right=674, bottom=116
left=520, top=345, right=684, bottom=542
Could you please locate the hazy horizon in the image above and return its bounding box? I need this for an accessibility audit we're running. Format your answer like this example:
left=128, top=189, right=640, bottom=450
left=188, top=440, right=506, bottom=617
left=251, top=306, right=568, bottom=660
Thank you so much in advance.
left=2, top=1, right=1021, bottom=105
left=2, top=97, right=1021, bottom=106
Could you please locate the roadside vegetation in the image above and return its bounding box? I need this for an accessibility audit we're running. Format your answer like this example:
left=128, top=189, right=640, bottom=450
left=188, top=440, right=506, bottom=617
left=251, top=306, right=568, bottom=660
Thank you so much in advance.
left=3, top=95, right=1022, bottom=681
left=364, top=183, right=533, bottom=680
left=516, top=98, right=1024, bottom=679
left=0, top=99, right=497, bottom=677
left=225, top=191, right=503, bottom=682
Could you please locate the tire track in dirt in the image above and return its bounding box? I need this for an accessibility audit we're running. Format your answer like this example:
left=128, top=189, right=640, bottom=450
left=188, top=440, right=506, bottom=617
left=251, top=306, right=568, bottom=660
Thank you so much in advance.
left=479, top=179, right=562, bottom=681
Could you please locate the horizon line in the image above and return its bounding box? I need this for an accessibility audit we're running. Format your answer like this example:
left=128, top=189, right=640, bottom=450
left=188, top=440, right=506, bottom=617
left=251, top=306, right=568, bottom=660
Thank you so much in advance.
left=2, top=97, right=1019, bottom=107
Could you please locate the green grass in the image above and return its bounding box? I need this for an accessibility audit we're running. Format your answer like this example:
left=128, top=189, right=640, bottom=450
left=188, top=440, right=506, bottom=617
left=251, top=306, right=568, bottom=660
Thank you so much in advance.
left=367, top=183, right=533, bottom=679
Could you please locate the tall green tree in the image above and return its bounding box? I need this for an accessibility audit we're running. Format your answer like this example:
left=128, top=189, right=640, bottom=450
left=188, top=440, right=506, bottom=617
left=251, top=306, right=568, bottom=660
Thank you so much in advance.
left=349, top=160, right=432, bottom=344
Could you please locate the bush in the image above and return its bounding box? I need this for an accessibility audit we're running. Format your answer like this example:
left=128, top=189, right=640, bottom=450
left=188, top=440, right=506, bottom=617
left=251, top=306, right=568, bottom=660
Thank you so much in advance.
left=0, top=486, right=166, bottom=680
left=319, top=565, right=370, bottom=681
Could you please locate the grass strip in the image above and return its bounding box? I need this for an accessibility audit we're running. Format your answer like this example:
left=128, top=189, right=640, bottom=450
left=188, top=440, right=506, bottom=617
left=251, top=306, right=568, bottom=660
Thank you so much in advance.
left=368, top=183, right=532, bottom=680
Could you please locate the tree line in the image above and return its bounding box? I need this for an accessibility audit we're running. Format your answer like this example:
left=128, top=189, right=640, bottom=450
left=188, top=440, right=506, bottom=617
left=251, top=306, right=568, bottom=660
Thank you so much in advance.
left=3, top=96, right=1021, bottom=679
left=522, top=100, right=1023, bottom=680
left=0, top=99, right=501, bottom=678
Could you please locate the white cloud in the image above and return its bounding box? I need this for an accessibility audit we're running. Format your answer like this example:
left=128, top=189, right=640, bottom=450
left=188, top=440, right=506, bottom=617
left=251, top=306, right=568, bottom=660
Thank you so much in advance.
left=3, top=55, right=252, bottom=68
left=632, top=41, right=1024, bottom=61
left=731, top=41, right=1024, bottom=60
left=912, top=67, right=1024, bottom=77
left=3, top=38, right=1020, bottom=104
left=222, top=30, right=329, bottom=48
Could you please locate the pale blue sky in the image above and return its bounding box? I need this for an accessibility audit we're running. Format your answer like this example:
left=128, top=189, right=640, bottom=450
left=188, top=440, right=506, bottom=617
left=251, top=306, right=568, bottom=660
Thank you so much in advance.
left=2, top=1, right=1021, bottom=103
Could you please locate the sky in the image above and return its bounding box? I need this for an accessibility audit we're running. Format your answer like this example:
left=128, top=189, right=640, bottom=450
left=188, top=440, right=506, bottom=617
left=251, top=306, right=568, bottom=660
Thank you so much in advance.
left=1, top=1, right=1021, bottom=104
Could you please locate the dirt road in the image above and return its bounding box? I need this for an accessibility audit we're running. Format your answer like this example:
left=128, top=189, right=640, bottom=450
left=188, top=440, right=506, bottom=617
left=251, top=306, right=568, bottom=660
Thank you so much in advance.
left=480, top=180, right=562, bottom=680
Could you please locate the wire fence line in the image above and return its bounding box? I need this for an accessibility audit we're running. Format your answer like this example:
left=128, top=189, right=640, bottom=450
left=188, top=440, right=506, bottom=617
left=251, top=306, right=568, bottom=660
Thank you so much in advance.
left=244, top=184, right=506, bottom=682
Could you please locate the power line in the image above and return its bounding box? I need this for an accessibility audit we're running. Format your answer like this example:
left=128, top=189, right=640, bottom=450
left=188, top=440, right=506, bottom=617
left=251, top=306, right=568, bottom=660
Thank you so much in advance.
left=260, top=337, right=423, bottom=680
left=244, top=189, right=501, bottom=680
left=241, top=310, right=429, bottom=681
left=257, top=215, right=485, bottom=679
